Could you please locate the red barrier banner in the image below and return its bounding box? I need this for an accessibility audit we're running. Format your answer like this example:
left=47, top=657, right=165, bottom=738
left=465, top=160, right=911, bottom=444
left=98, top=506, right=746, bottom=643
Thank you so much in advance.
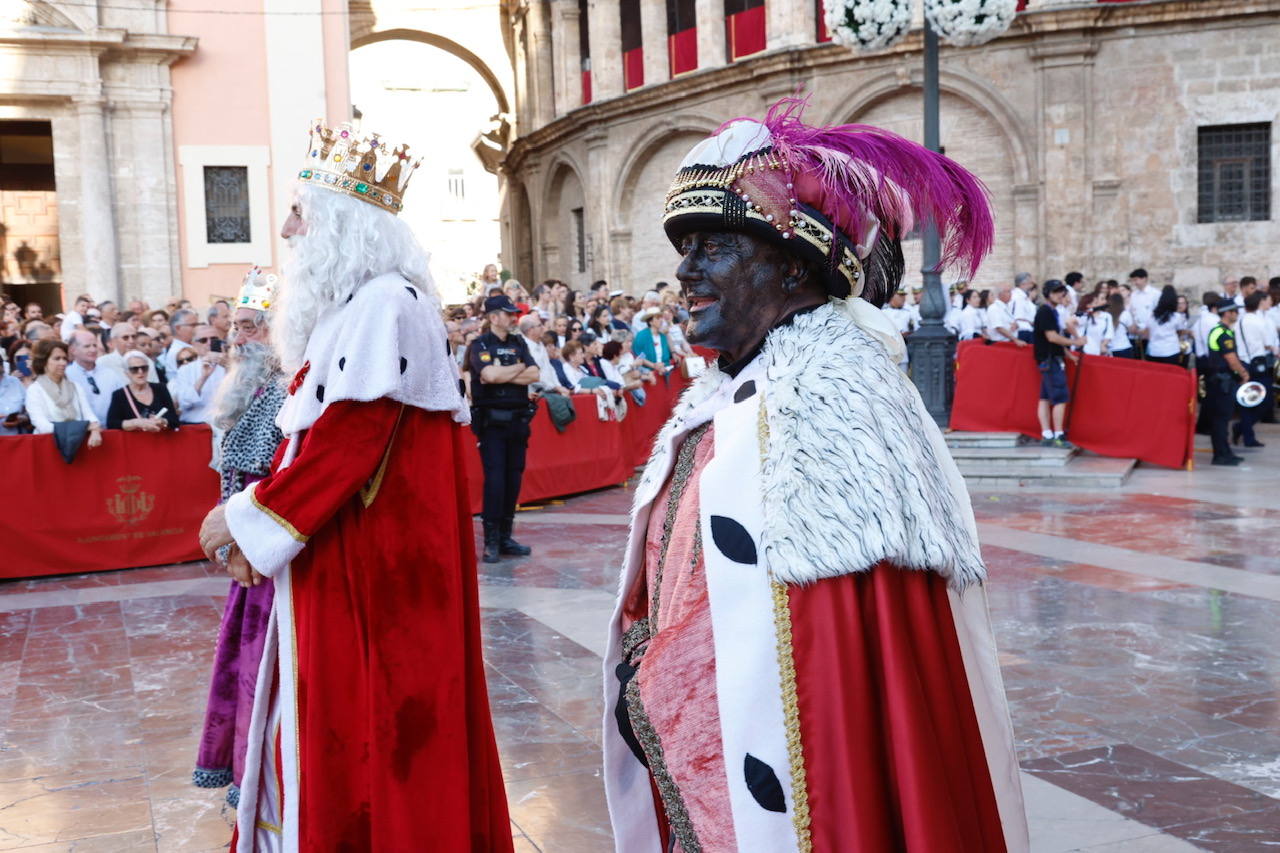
left=950, top=343, right=1196, bottom=470
left=1, top=426, right=219, bottom=578
left=0, top=380, right=689, bottom=579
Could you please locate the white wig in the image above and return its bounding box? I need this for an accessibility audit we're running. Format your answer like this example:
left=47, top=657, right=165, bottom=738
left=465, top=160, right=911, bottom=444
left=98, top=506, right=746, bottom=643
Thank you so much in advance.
left=276, top=185, right=434, bottom=372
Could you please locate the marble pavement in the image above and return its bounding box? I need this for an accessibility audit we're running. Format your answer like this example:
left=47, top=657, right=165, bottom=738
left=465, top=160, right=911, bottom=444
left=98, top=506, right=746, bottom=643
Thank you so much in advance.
left=2, top=428, right=1279, bottom=850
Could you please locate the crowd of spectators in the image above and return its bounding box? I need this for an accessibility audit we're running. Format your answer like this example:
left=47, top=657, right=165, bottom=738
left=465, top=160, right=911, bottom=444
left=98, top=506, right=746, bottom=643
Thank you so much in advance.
left=449, top=277, right=699, bottom=419
left=0, top=294, right=232, bottom=441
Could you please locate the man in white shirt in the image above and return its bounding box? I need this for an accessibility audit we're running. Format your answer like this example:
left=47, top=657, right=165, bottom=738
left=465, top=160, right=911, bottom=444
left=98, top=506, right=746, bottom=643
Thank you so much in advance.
left=631, top=291, right=661, bottom=333
left=986, top=284, right=1025, bottom=346
left=880, top=289, right=915, bottom=371
left=1064, top=271, right=1086, bottom=315
left=1127, top=268, right=1159, bottom=331
left=517, top=313, right=570, bottom=395
left=1220, top=276, right=1243, bottom=308
left=171, top=323, right=226, bottom=424
left=1011, top=272, right=1038, bottom=343
left=60, top=294, right=93, bottom=342
left=163, top=308, right=200, bottom=375
left=907, top=283, right=923, bottom=328
left=65, top=328, right=124, bottom=425
left=208, top=301, right=232, bottom=343
left=97, top=323, right=157, bottom=383
left=1192, top=293, right=1219, bottom=359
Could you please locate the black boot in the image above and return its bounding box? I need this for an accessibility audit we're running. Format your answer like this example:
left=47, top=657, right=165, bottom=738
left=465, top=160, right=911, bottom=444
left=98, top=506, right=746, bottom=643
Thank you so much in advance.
left=498, top=518, right=532, bottom=556
left=482, top=521, right=501, bottom=564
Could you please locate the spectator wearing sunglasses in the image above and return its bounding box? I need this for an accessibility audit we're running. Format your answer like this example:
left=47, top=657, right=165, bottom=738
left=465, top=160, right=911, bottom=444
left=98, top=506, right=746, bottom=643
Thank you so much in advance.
left=162, top=308, right=200, bottom=375
left=107, top=350, right=179, bottom=431
left=65, top=329, right=124, bottom=425
left=172, top=324, right=227, bottom=424
left=97, top=322, right=156, bottom=383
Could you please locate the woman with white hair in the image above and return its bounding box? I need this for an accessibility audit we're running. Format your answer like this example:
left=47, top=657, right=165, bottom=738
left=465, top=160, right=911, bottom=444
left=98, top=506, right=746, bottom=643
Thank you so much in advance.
left=105, top=350, right=179, bottom=430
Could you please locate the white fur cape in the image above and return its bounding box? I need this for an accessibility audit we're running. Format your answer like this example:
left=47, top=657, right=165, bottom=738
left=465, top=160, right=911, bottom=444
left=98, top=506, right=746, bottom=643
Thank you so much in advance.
left=635, top=299, right=986, bottom=589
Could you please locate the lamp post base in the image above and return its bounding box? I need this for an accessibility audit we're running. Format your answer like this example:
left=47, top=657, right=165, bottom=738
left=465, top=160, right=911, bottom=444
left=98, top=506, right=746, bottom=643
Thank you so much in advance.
left=908, top=324, right=956, bottom=428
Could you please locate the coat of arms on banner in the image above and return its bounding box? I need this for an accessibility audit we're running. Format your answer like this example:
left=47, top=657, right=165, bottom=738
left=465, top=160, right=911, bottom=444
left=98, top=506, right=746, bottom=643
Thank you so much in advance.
left=107, top=475, right=155, bottom=526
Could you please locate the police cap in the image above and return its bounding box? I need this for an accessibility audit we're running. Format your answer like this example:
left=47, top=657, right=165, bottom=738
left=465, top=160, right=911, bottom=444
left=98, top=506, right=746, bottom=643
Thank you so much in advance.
left=1216, top=298, right=1240, bottom=315
left=484, top=295, right=520, bottom=314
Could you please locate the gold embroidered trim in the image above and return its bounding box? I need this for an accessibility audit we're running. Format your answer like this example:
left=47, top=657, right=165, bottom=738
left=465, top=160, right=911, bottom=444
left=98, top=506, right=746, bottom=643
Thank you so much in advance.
left=360, top=404, right=406, bottom=508
left=255, top=819, right=282, bottom=834
left=771, top=581, right=812, bottom=851
left=761, top=399, right=811, bottom=849
left=251, top=488, right=308, bottom=543
left=625, top=674, right=702, bottom=853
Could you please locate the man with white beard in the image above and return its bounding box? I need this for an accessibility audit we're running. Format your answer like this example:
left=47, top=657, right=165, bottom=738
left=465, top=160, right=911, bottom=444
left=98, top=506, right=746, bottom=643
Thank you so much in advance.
left=193, top=267, right=286, bottom=811
left=198, top=122, right=511, bottom=853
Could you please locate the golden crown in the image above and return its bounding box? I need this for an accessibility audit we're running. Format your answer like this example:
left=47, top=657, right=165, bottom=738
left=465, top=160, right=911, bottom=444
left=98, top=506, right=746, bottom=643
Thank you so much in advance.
left=237, top=266, right=276, bottom=313
left=297, top=120, right=420, bottom=215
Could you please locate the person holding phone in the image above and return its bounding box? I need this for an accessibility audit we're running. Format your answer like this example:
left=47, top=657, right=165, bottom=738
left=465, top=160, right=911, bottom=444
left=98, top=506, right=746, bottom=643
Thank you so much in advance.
left=172, top=323, right=226, bottom=424
left=106, top=350, right=179, bottom=431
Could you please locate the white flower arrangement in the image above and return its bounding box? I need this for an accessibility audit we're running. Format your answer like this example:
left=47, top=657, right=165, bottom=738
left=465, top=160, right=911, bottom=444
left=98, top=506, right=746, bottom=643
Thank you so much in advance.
left=824, top=0, right=914, bottom=53
left=923, top=0, right=1017, bottom=47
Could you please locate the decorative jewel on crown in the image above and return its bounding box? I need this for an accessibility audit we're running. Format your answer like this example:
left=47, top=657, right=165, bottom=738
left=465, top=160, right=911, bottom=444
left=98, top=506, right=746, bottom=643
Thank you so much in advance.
left=296, top=120, right=420, bottom=215
left=238, top=265, right=277, bottom=312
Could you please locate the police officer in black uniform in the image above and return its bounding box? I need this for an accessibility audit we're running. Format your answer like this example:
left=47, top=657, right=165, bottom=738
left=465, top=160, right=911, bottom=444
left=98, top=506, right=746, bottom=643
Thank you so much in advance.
left=1203, top=298, right=1251, bottom=466
left=470, top=294, right=541, bottom=562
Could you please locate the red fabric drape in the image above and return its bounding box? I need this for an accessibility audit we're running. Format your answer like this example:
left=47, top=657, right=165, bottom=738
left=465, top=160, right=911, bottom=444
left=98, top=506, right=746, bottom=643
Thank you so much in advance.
left=726, top=5, right=766, bottom=60
left=788, top=564, right=1007, bottom=852
left=290, top=403, right=512, bottom=851
left=0, top=426, right=217, bottom=577
left=623, top=46, right=644, bottom=90
left=669, top=29, right=698, bottom=75
left=950, top=342, right=1197, bottom=469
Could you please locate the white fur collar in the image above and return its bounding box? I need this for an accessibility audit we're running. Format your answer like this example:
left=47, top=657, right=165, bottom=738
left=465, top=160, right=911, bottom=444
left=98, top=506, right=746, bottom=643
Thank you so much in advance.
left=637, top=301, right=985, bottom=589
left=276, top=273, right=468, bottom=436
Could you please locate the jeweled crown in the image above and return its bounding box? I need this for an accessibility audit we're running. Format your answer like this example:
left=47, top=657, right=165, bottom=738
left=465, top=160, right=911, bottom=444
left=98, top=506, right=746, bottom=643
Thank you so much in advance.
left=238, top=266, right=276, bottom=312
left=297, top=120, right=420, bottom=215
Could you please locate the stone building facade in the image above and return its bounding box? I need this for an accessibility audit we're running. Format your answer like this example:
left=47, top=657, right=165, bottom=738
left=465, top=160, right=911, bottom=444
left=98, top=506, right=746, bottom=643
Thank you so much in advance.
left=499, top=0, right=1280, bottom=297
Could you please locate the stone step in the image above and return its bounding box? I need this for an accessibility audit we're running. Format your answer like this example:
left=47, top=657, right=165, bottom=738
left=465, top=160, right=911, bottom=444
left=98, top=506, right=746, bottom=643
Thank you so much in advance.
left=945, top=431, right=1023, bottom=448
left=948, top=445, right=1077, bottom=467
left=957, top=456, right=1136, bottom=488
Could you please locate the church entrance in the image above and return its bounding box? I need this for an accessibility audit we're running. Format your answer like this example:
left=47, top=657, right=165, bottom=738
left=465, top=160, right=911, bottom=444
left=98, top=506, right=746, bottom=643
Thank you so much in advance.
left=0, top=120, right=60, bottom=315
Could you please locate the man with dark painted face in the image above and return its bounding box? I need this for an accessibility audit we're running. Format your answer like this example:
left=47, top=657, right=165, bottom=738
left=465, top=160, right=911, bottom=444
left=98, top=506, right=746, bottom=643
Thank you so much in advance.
left=603, top=100, right=1029, bottom=852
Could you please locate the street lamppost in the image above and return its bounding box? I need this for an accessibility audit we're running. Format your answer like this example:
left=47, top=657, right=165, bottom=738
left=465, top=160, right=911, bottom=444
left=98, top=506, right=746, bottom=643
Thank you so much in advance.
left=824, top=0, right=1017, bottom=426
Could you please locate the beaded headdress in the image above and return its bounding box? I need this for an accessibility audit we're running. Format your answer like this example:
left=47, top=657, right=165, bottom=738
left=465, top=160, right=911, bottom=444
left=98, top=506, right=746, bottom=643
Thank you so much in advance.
left=237, top=266, right=276, bottom=313
left=663, top=98, right=993, bottom=297
left=297, top=120, right=420, bottom=215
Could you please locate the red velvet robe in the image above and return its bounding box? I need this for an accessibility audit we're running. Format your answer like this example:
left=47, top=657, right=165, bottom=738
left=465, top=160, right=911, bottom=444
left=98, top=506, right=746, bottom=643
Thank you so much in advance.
left=227, top=397, right=511, bottom=852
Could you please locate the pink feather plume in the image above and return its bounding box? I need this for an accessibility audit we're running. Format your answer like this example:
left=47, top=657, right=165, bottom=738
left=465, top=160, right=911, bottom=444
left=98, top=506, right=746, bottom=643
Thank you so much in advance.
left=720, top=97, right=995, bottom=279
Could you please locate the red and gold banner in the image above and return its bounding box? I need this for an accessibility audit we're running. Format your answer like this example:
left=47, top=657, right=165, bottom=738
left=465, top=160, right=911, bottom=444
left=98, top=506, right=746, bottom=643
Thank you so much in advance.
left=950, top=342, right=1197, bottom=470
left=1, top=426, right=219, bottom=578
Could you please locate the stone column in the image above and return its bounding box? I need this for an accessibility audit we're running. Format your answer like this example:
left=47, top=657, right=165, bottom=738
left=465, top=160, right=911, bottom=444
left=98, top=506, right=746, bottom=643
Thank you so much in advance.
left=695, top=0, right=725, bottom=70
left=73, top=96, right=121, bottom=304
left=551, top=0, right=582, bottom=115
left=587, top=0, right=622, bottom=100
left=528, top=0, right=557, bottom=128
left=767, top=0, right=814, bottom=50
left=585, top=130, right=612, bottom=283
left=640, top=0, right=668, bottom=87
